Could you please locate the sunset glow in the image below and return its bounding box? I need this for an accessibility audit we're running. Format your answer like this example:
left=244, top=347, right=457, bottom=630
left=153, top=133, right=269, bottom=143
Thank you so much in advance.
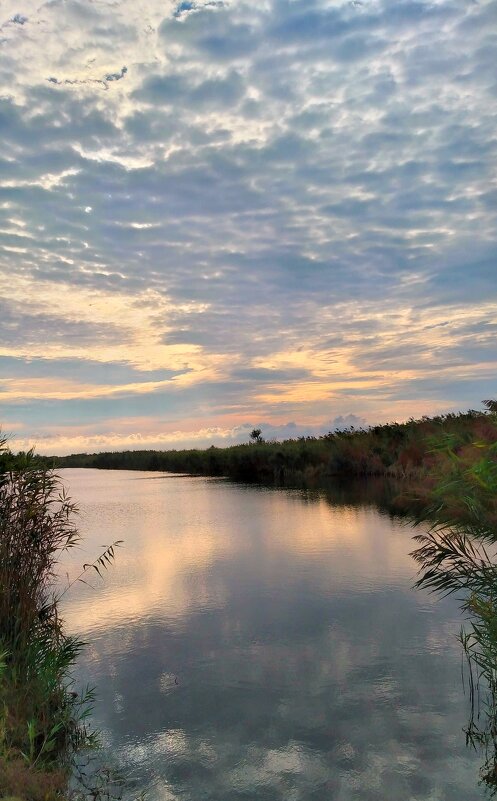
left=1, top=0, right=496, bottom=454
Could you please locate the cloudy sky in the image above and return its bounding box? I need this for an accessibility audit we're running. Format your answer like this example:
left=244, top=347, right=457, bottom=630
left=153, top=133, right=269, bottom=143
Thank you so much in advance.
left=0, top=0, right=496, bottom=454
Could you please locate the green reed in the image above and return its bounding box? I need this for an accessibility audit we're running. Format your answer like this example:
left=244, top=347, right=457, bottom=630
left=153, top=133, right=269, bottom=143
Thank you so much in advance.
left=411, top=400, right=497, bottom=792
left=0, top=436, right=119, bottom=800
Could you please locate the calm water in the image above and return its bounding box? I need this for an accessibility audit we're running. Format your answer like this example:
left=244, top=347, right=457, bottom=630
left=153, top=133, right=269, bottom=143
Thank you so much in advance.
left=60, top=469, right=483, bottom=801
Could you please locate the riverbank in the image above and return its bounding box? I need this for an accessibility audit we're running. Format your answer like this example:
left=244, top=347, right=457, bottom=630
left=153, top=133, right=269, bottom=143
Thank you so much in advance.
left=49, top=405, right=497, bottom=500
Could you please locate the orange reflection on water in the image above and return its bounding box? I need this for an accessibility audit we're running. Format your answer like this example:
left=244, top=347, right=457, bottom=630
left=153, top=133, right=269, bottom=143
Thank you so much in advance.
left=59, top=472, right=425, bottom=639
left=60, top=472, right=238, bottom=636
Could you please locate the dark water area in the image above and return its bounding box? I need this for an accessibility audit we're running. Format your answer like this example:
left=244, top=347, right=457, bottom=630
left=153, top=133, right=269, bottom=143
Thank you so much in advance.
left=59, top=469, right=483, bottom=800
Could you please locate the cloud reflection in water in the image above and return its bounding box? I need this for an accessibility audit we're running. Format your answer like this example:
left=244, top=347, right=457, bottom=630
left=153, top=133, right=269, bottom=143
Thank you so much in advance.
left=62, top=470, right=481, bottom=800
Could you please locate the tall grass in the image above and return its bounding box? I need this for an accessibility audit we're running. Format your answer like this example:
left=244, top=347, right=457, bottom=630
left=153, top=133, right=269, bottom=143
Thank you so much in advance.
left=0, top=448, right=79, bottom=659
left=48, top=404, right=497, bottom=495
left=0, top=436, right=119, bottom=800
left=411, top=400, right=497, bottom=791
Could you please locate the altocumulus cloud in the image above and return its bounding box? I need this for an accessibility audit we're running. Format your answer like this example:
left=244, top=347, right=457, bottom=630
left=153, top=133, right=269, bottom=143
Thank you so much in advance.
left=0, top=0, right=496, bottom=453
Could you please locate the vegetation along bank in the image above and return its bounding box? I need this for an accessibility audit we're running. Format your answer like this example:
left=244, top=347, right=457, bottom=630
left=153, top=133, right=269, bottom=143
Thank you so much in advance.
left=48, top=403, right=497, bottom=498
left=0, top=441, right=118, bottom=800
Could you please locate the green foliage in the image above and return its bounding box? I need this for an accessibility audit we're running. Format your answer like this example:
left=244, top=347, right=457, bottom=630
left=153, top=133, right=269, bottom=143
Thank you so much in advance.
left=0, top=434, right=120, bottom=799
left=51, top=404, right=497, bottom=496
left=0, top=445, right=80, bottom=655
left=411, top=400, right=497, bottom=791
left=249, top=428, right=263, bottom=444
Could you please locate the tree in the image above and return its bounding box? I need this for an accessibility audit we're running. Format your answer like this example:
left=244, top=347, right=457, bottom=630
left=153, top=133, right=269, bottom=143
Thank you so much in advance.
left=249, top=428, right=263, bottom=444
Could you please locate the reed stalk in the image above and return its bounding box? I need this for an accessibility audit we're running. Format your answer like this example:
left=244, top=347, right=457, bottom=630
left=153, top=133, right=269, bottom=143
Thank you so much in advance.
left=0, top=436, right=119, bottom=800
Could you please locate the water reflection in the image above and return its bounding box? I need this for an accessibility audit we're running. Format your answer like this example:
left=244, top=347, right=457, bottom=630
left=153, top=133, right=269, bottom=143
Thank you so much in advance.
left=412, top=512, right=497, bottom=795
left=60, top=470, right=482, bottom=800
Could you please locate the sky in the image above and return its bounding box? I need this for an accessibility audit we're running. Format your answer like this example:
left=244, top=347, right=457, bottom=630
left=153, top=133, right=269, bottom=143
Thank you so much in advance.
left=0, top=0, right=496, bottom=455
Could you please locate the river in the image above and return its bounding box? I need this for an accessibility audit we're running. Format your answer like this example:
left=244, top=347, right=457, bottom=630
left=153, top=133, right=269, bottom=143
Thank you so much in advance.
left=59, top=468, right=482, bottom=800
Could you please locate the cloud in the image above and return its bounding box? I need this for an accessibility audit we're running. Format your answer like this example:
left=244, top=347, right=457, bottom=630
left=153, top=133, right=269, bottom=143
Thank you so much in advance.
left=134, top=69, right=245, bottom=109
left=9, top=414, right=366, bottom=456
left=47, top=65, right=128, bottom=90
left=0, top=0, right=496, bottom=452
left=0, top=298, right=127, bottom=348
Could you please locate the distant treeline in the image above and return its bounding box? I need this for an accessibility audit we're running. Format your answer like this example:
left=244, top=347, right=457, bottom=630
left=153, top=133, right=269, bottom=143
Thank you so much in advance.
left=45, top=405, right=497, bottom=490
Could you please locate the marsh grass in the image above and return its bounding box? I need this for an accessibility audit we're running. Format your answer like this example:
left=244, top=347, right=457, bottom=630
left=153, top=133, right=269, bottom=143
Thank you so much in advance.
left=411, top=401, right=497, bottom=792
left=50, top=404, right=497, bottom=494
left=0, top=437, right=120, bottom=799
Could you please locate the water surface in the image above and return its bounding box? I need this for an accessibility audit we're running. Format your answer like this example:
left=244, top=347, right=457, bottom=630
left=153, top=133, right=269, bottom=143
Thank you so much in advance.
left=60, top=469, right=482, bottom=800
